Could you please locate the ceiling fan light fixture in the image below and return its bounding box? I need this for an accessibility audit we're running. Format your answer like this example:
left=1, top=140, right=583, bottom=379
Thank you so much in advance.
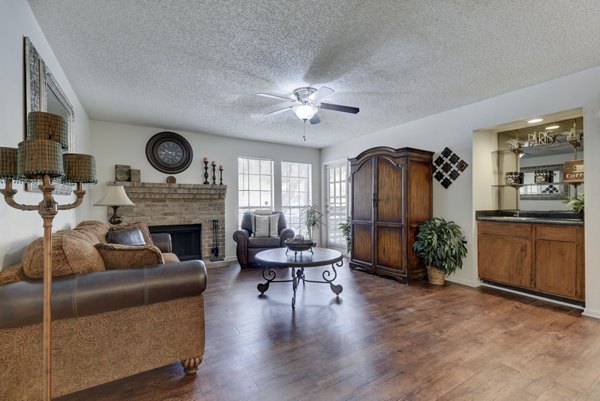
left=293, top=104, right=318, bottom=120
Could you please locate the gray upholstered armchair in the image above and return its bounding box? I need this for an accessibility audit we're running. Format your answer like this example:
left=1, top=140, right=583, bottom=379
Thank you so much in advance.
left=233, top=211, right=295, bottom=268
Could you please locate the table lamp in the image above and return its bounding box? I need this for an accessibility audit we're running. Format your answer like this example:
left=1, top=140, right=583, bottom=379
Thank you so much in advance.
left=94, top=184, right=135, bottom=225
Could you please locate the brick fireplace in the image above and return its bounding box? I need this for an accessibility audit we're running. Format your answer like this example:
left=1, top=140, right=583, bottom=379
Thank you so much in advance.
left=111, top=182, right=226, bottom=264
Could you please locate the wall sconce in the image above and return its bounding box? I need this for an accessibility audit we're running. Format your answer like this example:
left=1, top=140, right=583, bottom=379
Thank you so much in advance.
left=94, top=184, right=135, bottom=225
left=0, top=112, right=96, bottom=401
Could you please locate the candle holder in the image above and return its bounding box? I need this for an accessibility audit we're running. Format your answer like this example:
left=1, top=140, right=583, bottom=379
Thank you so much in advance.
left=203, top=160, right=209, bottom=185
left=211, top=163, right=216, bottom=185
left=219, top=166, right=223, bottom=185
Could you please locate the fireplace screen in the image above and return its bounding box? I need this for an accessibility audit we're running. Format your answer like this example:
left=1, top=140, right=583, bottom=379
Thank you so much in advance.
left=149, top=224, right=201, bottom=261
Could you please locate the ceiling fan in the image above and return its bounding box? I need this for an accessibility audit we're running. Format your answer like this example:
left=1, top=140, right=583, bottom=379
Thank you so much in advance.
left=257, top=86, right=359, bottom=125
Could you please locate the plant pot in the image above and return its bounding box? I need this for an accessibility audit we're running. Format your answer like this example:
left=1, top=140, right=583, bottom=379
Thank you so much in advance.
left=427, top=266, right=445, bottom=285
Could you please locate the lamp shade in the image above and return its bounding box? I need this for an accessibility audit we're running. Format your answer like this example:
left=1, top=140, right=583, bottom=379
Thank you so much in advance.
left=27, top=111, right=69, bottom=150
left=62, top=153, right=97, bottom=183
left=94, top=185, right=135, bottom=206
left=293, top=104, right=318, bottom=120
left=17, top=140, right=64, bottom=179
left=0, top=147, right=18, bottom=180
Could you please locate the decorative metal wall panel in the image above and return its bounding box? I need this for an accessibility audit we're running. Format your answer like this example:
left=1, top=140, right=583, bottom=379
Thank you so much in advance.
left=433, top=147, right=468, bottom=189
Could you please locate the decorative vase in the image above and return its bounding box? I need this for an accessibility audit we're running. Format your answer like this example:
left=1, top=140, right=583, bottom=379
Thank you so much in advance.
left=427, top=267, right=445, bottom=285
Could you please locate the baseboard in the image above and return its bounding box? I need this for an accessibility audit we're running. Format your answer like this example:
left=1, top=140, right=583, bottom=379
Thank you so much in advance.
left=446, top=277, right=480, bottom=287
left=204, top=256, right=235, bottom=268
left=480, top=282, right=585, bottom=310
left=582, top=308, right=600, bottom=320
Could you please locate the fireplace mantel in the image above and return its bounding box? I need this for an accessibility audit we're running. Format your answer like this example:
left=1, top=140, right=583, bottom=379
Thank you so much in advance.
left=110, top=181, right=227, bottom=265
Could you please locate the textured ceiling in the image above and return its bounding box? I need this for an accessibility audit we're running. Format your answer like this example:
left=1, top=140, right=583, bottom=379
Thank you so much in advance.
left=27, top=0, right=600, bottom=148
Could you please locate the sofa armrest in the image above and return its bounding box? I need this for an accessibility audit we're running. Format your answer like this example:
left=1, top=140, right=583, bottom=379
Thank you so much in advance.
left=279, top=228, right=295, bottom=246
left=0, top=260, right=207, bottom=329
left=151, top=233, right=172, bottom=253
left=233, top=229, right=250, bottom=244
left=233, top=229, right=250, bottom=267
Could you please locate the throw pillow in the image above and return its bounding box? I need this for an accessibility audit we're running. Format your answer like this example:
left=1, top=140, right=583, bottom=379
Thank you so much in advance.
left=162, top=252, right=180, bottom=263
left=251, top=213, right=279, bottom=237
left=94, top=243, right=164, bottom=270
left=75, top=220, right=111, bottom=243
left=0, top=263, right=26, bottom=285
left=22, top=230, right=106, bottom=279
left=253, top=209, right=274, bottom=215
left=109, top=222, right=153, bottom=245
left=106, top=227, right=146, bottom=246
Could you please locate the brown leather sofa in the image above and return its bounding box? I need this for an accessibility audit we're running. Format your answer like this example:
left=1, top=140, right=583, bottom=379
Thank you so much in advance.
left=233, top=211, right=294, bottom=268
left=0, top=221, right=207, bottom=400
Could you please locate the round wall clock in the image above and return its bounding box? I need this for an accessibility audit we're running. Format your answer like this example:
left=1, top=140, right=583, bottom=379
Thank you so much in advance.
left=146, top=132, right=193, bottom=174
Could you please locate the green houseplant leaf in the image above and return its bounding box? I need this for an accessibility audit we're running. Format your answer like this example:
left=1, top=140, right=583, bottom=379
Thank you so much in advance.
left=412, top=217, right=468, bottom=276
left=338, top=215, right=352, bottom=252
left=300, top=204, right=324, bottom=239
left=564, top=193, right=584, bottom=214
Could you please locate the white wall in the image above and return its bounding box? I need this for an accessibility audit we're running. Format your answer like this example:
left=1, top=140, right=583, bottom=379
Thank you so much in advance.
left=321, top=66, right=600, bottom=318
left=0, top=0, right=91, bottom=268
left=473, top=130, right=499, bottom=212
left=88, top=120, right=321, bottom=260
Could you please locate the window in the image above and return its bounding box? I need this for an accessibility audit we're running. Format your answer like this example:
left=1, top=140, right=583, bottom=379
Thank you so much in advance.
left=238, top=157, right=274, bottom=221
left=281, top=161, right=312, bottom=235
left=325, top=162, right=348, bottom=250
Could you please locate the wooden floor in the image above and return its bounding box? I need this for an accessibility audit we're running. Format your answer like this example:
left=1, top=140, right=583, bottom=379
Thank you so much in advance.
left=57, top=260, right=600, bottom=401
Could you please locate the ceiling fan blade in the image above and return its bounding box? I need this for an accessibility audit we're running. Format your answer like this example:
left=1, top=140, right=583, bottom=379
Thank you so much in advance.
left=310, top=114, right=321, bottom=125
left=319, top=102, right=360, bottom=114
left=264, top=105, right=294, bottom=116
left=257, top=93, right=294, bottom=101
left=309, top=86, right=335, bottom=102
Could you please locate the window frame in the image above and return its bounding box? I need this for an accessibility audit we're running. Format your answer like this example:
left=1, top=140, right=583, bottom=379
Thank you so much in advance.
left=281, top=160, right=312, bottom=236
left=237, top=157, right=275, bottom=221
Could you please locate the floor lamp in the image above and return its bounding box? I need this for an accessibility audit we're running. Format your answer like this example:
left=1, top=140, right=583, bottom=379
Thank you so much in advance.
left=0, top=111, right=96, bottom=401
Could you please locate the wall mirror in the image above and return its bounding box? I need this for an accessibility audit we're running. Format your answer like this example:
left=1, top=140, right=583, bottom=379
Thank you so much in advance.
left=25, top=37, right=75, bottom=146
left=494, top=115, right=583, bottom=210
left=519, top=163, right=570, bottom=200
left=24, top=37, right=75, bottom=195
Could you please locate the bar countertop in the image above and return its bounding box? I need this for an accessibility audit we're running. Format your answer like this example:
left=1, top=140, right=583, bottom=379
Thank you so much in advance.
left=476, top=210, right=584, bottom=226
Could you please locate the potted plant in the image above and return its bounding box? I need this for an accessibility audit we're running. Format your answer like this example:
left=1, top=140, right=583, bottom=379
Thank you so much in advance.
left=412, top=217, right=468, bottom=285
left=565, top=193, right=584, bottom=216
left=339, top=215, right=352, bottom=254
left=300, top=204, right=324, bottom=241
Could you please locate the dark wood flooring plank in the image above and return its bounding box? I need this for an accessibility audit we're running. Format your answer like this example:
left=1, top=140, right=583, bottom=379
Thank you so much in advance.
left=57, top=260, right=600, bottom=401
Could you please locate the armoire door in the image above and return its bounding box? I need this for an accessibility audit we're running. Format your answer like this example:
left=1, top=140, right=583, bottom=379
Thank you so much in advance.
left=375, top=156, right=405, bottom=273
left=407, top=158, right=433, bottom=278
left=351, top=158, right=374, bottom=267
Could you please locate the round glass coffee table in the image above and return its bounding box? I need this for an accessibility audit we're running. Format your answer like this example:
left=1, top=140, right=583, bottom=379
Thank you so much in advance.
left=255, top=247, right=344, bottom=309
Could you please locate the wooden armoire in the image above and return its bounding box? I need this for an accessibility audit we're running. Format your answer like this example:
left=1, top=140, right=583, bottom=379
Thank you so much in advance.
left=349, top=147, right=433, bottom=282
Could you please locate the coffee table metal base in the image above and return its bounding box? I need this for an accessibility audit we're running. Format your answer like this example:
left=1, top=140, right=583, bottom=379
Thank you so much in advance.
left=257, top=261, right=344, bottom=309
